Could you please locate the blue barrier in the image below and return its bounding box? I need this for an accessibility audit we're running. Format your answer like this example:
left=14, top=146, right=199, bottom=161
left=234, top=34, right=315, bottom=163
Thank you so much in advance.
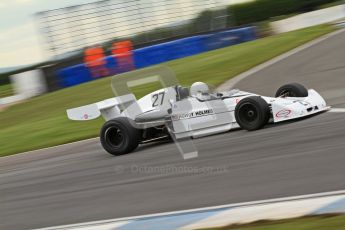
left=133, top=35, right=209, bottom=68
left=58, top=57, right=119, bottom=87
left=57, top=64, right=93, bottom=87
left=233, top=27, right=256, bottom=42
left=57, top=26, right=256, bottom=87
left=165, top=36, right=209, bottom=60
left=133, top=44, right=170, bottom=69
left=133, top=34, right=218, bottom=68
left=205, top=27, right=257, bottom=51
left=104, top=56, right=118, bottom=75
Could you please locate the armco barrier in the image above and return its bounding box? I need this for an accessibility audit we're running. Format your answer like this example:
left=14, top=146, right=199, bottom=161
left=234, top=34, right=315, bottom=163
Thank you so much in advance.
left=57, top=27, right=256, bottom=87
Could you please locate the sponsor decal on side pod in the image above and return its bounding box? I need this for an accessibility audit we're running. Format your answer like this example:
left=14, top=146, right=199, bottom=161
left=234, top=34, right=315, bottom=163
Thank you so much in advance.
left=276, top=109, right=292, bottom=118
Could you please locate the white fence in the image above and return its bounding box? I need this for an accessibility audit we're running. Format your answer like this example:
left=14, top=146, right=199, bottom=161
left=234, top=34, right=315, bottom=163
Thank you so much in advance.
left=271, top=4, right=345, bottom=33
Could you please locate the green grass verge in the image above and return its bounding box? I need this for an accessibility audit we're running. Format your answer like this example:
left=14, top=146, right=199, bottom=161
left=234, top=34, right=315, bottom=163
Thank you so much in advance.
left=202, top=214, right=345, bottom=230
left=0, top=84, right=13, bottom=98
left=0, top=24, right=336, bottom=156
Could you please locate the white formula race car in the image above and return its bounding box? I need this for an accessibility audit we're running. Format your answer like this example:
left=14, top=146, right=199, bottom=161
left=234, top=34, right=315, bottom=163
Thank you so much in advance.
left=67, top=82, right=328, bottom=156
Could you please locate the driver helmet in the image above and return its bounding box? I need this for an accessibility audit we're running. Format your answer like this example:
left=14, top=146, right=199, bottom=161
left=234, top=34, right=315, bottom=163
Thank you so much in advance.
left=190, top=82, right=210, bottom=96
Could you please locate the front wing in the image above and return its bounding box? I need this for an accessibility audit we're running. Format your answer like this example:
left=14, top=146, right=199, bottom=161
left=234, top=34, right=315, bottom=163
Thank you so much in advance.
left=268, top=89, right=329, bottom=123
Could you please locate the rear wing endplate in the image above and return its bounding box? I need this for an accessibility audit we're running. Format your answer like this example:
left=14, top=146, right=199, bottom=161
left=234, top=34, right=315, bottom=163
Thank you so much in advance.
left=67, top=94, right=136, bottom=121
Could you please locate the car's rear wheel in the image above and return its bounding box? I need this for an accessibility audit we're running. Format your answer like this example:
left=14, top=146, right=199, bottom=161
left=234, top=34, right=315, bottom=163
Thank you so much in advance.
left=275, top=83, right=308, bottom=97
left=235, top=96, right=270, bottom=131
left=100, top=117, right=140, bottom=156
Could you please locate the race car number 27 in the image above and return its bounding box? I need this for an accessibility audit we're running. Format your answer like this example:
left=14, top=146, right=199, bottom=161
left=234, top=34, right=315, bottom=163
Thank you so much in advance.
left=152, top=92, right=165, bottom=107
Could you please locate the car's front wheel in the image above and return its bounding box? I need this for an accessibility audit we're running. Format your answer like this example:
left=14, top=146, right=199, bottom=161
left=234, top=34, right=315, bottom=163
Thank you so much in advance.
left=275, top=83, right=308, bottom=98
left=235, top=96, right=270, bottom=131
left=100, top=117, right=140, bottom=156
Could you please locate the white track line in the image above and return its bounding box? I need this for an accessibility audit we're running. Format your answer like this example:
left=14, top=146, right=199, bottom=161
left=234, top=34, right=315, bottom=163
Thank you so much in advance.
left=37, top=190, right=345, bottom=230
left=329, top=108, right=345, bottom=113
left=40, top=221, right=130, bottom=230
left=217, top=28, right=345, bottom=91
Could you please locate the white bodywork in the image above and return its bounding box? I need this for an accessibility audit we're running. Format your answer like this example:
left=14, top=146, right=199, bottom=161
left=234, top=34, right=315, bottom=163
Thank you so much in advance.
left=67, top=86, right=328, bottom=139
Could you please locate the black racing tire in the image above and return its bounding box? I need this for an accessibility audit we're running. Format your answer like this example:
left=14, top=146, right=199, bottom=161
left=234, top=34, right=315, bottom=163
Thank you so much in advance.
left=235, top=96, right=270, bottom=131
left=100, top=117, right=140, bottom=156
left=275, top=83, right=308, bottom=98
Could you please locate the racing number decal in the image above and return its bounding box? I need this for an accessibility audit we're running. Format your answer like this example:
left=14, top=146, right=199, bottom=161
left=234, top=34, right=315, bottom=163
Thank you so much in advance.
left=152, top=91, right=165, bottom=107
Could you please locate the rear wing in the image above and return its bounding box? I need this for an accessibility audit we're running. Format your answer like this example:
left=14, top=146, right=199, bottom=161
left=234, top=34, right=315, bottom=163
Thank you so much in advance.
left=67, top=94, right=136, bottom=121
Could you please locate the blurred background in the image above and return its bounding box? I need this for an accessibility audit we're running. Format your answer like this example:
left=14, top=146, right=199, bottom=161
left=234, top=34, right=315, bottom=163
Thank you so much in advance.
left=1, top=0, right=344, bottom=100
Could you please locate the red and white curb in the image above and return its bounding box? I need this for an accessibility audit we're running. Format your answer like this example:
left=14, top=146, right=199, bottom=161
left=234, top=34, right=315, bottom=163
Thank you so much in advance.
left=38, top=190, right=345, bottom=230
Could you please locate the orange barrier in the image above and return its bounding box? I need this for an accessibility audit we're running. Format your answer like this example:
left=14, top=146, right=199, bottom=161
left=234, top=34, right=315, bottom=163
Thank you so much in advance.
left=112, top=41, right=133, bottom=55
left=84, top=46, right=109, bottom=78
left=111, top=41, right=135, bottom=72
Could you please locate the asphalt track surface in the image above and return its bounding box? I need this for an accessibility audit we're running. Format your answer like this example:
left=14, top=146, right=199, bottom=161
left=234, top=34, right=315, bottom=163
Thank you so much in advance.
left=2, top=30, right=345, bottom=230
